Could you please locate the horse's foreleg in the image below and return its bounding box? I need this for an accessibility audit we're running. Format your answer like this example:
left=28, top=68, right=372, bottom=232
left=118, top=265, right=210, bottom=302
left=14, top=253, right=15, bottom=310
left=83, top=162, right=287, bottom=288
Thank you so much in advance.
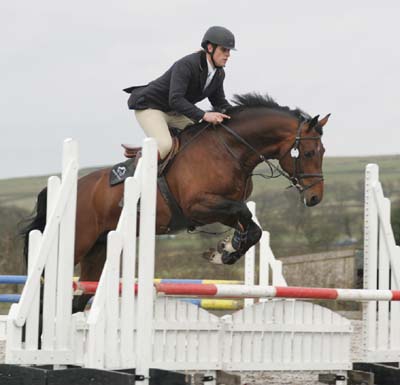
left=220, top=220, right=262, bottom=264
left=187, top=197, right=262, bottom=265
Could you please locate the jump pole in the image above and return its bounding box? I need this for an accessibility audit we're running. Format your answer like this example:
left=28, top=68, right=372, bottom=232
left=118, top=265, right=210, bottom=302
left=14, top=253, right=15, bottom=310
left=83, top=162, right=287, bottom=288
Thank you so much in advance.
left=0, top=275, right=243, bottom=285
left=155, top=283, right=400, bottom=302
left=0, top=276, right=27, bottom=285
left=10, top=282, right=399, bottom=304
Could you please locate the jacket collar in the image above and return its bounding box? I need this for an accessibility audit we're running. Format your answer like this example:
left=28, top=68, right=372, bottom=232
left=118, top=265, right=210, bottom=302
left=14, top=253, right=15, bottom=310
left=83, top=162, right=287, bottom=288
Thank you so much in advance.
left=198, top=50, right=222, bottom=93
left=199, top=51, right=208, bottom=90
left=199, top=50, right=224, bottom=74
left=199, top=50, right=208, bottom=72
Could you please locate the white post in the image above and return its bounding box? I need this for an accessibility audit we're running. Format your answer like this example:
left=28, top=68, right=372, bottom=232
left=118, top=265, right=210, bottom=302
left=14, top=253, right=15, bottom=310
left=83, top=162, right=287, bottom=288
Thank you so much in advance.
left=120, top=176, right=141, bottom=368
left=244, top=201, right=256, bottom=307
left=7, top=139, right=78, bottom=366
left=377, top=198, right=390, bottom=350
left=372, top=182, right=400, bottom=286
left=55, top=139, right=78, bottom=352
left=25, top=230, right=42, bottom=350
left=363, top=164, right=379, bottom=355
left=135, top=138, right=158, bottom=384
left=15, top=140, right=78, bottom=328
left=390, top=245, right=400, bottom=351
left=259, top=231, right=270, bottom=287
left=104, top=231, right=123, bottom=368
left=259, top=231, right=287, bottom=289
left=42, top=176, right=61, bottom=350
left=5, top=305, right=21, bottom=363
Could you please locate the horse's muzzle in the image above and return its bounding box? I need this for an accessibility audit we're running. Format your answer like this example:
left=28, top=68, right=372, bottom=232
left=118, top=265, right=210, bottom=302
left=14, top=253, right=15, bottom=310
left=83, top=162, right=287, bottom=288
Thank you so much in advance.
left=307, top=195, right=321, bottom=207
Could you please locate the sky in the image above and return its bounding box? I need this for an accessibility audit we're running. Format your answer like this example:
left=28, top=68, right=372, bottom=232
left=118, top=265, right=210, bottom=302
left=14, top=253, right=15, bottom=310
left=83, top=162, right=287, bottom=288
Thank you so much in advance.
left=1, top=0, right=399, bottom=179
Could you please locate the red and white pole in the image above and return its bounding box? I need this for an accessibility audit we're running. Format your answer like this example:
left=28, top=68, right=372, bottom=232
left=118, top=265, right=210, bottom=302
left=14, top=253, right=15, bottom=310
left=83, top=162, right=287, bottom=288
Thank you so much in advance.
left=155, top=283, right=400, bottom=302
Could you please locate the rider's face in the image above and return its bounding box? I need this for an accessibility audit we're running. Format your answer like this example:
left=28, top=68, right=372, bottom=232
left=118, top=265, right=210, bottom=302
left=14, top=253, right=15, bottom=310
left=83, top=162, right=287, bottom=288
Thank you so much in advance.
left=207, top=44, right=231, bottom=67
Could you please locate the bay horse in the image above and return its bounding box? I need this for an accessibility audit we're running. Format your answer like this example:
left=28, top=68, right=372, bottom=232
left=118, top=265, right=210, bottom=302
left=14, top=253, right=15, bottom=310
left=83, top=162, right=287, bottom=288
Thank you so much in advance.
left=22, top=93, right=329, bottom=310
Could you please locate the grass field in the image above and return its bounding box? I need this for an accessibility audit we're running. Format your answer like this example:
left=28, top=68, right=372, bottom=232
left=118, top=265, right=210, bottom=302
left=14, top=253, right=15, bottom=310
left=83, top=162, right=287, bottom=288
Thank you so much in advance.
left=0, top=167, right=98, bottom=211
left=1, top=155, right=399, bottom=210
left=0, top=154, right=399, bottom=282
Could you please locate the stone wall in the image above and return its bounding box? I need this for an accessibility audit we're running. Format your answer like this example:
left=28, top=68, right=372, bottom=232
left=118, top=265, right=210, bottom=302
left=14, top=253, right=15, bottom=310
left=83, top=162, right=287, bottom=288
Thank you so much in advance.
left=279, top=249, right=358, bottom=289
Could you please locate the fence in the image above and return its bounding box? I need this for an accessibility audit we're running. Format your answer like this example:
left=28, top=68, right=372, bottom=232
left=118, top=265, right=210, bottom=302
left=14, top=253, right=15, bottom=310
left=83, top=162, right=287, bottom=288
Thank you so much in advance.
left=363, top=164, right=400, bottom=362
left=1, top=140, right=399, bottom=382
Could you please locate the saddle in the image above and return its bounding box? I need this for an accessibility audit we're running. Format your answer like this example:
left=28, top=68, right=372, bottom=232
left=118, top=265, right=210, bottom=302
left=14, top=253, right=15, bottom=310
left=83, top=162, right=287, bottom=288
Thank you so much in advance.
left=121, top=136, right=180, bottom=177
left=121, top=127, right=182, bottom=175
left=110, top=125, right=204, bottom=232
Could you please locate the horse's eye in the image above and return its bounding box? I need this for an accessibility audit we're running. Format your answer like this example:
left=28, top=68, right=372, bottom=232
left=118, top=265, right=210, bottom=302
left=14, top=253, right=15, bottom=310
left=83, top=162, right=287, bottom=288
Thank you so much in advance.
left=304, top=150, right=315, bottom=158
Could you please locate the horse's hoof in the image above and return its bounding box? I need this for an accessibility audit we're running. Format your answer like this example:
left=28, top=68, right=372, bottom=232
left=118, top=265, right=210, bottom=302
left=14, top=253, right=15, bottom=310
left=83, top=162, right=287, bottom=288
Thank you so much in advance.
left=202, top=248, right=223, bottom=265
left=221, top=251, right=242, bottom=265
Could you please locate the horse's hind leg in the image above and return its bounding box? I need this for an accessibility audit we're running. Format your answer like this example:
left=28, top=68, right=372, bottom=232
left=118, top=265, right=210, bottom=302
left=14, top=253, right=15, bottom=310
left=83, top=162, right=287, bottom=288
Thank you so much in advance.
left=72, top=213, right=105, bottom=312
left=72, top=235, right=107, bottom=313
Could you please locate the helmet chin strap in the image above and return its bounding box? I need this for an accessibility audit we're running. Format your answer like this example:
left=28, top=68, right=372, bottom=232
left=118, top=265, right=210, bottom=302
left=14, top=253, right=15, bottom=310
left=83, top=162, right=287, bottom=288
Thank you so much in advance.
left=208, top=44, right=223, bottom=69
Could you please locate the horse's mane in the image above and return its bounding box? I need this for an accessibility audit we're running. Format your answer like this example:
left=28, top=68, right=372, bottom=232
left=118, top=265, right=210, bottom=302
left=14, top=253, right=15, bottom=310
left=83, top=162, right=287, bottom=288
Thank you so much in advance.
left=226, top=93, right=311, bottom=121
left=184, top=92, right=322, bottom=140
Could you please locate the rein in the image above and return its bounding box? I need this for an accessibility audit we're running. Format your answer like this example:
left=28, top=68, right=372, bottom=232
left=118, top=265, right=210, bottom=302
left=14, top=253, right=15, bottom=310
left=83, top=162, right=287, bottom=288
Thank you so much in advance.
left=171, top=117, right=323, bottom=194
left=219, top=120, right=323, bottom=193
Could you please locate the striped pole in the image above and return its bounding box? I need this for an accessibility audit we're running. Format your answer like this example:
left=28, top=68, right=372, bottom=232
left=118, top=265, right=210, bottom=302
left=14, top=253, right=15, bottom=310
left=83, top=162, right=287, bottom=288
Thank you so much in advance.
left=7, top=281, right=400, bottom=303
left=180, top=298, right=242, bottom=310
left=0, top=293, right=243, bottom=310
left=72, top=280, right=242, bottom=295
left=72, top=281, right=138, bottom=295
left=7, top=280, right=400, bottom=303
left=0, top=275, right=243, bottom=286
left=155, top=278, right=243, bottom=284
left=155, top=283, right=400, bottom=302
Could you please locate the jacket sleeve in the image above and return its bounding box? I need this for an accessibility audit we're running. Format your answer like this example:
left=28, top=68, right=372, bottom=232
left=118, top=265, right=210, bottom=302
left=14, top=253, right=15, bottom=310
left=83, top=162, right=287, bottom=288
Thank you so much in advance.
left=208, top=72, right=232, bottom=113
left=169, top=61, right=206, bottom=122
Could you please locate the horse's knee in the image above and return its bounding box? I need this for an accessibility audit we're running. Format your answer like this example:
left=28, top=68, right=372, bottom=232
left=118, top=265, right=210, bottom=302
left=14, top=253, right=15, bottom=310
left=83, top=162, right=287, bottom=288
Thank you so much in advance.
left=237, top=205, right=252, bottom=226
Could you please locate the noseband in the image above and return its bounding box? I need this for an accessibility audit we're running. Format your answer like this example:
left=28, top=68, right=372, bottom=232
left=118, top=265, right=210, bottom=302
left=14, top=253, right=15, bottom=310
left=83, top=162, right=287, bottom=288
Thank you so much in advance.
left=219, top=119, right=324, bottom=193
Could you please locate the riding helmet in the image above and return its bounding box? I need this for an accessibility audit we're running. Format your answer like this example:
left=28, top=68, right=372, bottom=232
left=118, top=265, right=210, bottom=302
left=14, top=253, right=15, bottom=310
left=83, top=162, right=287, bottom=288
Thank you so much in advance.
left=201, top=26, right=236, bottom=50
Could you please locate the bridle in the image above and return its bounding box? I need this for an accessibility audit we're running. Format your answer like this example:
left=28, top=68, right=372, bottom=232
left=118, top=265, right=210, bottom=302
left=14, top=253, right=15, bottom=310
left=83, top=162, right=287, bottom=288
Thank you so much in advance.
left=218, top=119, right=324, bottom=193
left=276, top=120, right=324, bottom=192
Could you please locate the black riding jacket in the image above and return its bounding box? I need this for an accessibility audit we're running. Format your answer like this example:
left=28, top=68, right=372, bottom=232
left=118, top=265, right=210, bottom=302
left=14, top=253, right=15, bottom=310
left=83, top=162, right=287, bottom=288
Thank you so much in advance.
left=124, top=51, right=232, bottom=122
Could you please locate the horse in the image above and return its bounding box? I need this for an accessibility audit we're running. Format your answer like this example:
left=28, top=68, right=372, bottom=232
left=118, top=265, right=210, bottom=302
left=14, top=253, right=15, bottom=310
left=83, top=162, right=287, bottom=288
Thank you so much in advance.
left=22, top=93, right=329, bottom=310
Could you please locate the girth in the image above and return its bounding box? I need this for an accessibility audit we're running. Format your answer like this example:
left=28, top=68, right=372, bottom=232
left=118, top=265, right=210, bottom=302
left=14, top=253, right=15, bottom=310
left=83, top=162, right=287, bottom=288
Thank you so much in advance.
left=157, top=176, right=200, bottom=232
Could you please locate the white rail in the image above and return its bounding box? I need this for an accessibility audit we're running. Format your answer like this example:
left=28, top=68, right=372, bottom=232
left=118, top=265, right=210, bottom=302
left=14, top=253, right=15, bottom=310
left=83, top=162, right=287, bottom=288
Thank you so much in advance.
left=363, top=164, right=400, bottom=363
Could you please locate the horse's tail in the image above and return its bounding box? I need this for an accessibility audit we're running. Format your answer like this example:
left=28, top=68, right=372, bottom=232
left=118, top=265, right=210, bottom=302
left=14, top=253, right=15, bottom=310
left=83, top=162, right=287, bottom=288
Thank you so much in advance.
left=20, top=187, right=48, bottom=266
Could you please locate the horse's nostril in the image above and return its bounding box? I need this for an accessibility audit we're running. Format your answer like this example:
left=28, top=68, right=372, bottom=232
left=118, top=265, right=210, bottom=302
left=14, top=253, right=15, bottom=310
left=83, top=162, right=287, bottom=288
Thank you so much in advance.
left=309, top=195, right=320, bottom=206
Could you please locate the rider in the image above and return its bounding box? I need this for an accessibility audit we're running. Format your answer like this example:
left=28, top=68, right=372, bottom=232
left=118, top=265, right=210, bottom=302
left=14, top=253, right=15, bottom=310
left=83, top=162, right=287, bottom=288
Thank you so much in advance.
left=124, top=26, right=235, bottom=161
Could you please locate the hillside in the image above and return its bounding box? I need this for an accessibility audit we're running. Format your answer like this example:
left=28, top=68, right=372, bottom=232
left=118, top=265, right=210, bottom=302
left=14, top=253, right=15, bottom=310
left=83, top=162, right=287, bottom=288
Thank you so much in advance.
left=0, top=155, right=399, bottom=281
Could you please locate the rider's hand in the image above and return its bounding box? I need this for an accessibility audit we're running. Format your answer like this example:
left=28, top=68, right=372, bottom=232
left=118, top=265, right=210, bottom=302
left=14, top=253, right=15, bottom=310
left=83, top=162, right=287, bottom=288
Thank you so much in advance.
left=203, top=112, right=231, bottom=125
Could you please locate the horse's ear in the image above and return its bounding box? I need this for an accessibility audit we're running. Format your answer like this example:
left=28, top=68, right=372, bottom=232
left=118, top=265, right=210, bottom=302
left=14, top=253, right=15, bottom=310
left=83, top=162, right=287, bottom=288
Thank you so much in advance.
left=307, top=115, right=319, bottom=130
left=318, top=113, right=331, bottom=128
